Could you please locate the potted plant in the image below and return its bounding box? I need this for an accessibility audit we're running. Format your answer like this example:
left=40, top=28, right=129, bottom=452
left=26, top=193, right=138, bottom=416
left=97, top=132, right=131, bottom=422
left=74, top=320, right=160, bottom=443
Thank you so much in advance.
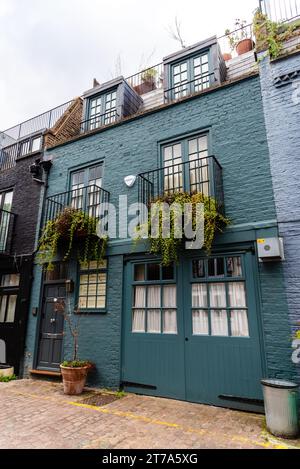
left=54, top=297, right=94, bottom=395
left=37, top=207, right=107, bottom=271
left=225, top=19, right=254, bottom=57
left=134, top=67, right=158, bottom=95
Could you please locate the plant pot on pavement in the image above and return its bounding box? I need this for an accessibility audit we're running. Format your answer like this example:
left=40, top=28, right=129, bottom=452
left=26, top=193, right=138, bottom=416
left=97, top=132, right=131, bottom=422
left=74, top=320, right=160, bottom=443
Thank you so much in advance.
left=60, top=365, right=89, bottom=395
left=0, top=365, right=14, bottom=378
left=236, top=38, right=254, bottom=56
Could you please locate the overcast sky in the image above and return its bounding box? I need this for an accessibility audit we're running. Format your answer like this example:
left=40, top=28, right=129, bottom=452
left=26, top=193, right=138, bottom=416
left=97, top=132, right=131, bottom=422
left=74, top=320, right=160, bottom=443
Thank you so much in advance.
left=0, top=0, right=258, bottom=130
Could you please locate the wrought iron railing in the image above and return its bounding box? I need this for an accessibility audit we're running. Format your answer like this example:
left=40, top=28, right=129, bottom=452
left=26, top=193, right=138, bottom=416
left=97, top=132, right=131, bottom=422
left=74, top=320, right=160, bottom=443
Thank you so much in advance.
left=164, top=73, right=216, bottom=102
left=0, top=99, right=76, bottom=146
left=126, top=63, right=164, bottom=95
left=217, top=23, right=254, bottom=58
left=0, top=209, right=16, bottom=254
left=0, top=134, right=43, bottom=171
left=259, top=0, right=300, bottom=22
left=44, top=184, right=110, bottom=225
left=138, top=155, right=224, bottom=214
left=80, top=109, right=119, bottom=133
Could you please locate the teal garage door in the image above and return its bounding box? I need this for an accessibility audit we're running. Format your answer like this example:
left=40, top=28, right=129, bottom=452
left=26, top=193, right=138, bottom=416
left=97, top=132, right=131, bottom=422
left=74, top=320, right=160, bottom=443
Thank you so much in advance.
left=122, top=252, right=264, bottom=411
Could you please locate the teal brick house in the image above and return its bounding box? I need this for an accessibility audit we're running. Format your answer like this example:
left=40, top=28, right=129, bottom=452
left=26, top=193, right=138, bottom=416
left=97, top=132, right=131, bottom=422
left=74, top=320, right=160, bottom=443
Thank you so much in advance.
left=23, top=33, right=297, bottom=412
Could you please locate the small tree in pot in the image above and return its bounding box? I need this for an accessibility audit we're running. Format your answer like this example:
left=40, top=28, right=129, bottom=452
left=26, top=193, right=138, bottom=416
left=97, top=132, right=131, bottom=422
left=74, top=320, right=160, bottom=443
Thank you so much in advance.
left=54, top=296, right=93, bottom=395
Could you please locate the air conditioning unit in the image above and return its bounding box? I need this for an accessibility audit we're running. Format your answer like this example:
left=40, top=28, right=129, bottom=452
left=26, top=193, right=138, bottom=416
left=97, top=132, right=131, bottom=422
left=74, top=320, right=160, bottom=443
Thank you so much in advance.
left=257, top=237, right=285, bottom=262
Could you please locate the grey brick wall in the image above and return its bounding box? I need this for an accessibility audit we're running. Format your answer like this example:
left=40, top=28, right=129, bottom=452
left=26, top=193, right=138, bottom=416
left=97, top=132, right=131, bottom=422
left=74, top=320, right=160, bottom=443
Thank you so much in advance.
left=259, top=53, right=300, bottom=380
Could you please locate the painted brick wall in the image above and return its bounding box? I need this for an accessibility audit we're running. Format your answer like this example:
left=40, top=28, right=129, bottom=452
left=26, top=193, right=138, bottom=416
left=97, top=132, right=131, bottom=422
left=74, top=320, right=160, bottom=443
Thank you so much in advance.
left=0, top=154, right=42, bottom=255
left=24, top=75, right=296, bottom=386
left=259, top=53, right=300, bottom=380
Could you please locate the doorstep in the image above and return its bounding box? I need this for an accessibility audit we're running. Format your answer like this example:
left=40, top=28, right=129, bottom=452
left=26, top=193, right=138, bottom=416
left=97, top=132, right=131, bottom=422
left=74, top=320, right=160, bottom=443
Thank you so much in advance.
left=30, top=369, right=61, bottom=378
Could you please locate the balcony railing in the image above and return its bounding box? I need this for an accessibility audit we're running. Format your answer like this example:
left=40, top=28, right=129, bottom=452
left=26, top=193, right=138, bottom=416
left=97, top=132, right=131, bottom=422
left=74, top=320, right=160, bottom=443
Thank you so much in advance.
left=138, top=155, right=224, bottom=214
left=80, top=109, right=119, bottom=133
left=44, top=184, right=110, bottom=226
left=164, top=73, right=216, bottom=102
left=0, top=134, right=43, bottom=171
left=1, top=99, right=76, bottom=144
left=259, top=0, right=300, bottom=22
left=126, top=63, right=164, bottom=94
left=0, top=209, right=16, bottom=254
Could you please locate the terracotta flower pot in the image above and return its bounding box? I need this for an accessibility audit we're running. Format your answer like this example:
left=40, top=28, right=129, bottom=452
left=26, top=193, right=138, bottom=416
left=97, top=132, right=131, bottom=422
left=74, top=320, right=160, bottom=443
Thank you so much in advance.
left=133, top=79, right=156, bottom=96
left=223, top=52, right=232, bottom=62
left=60, top=365, right=89, bottom=395
left=236, top=38, right=254, bottom=56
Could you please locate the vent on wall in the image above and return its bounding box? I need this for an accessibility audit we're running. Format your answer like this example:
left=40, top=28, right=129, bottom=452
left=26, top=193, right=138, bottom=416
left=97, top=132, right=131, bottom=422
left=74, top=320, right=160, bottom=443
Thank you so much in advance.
left=274, top=69, right=300, bottom=87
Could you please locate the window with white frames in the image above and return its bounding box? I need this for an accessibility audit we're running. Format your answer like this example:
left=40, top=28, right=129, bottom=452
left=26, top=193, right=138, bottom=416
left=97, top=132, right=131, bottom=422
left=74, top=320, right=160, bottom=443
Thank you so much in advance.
left=163, top=134, right=209, bottom=195
left=70, top=164, right=103, bottom=217
left=191, top=256, right=250, bottom=338
left=88, top=90, right=117, bottom=130
left=0, top=190, right=13, bottom=252
left=78, top=260, right=107, bottom=311
left=0, top=274, right=20, bottom=323
left=132, top=263, right=177, bottom=335
left=171, top=52, right=211, bottom=100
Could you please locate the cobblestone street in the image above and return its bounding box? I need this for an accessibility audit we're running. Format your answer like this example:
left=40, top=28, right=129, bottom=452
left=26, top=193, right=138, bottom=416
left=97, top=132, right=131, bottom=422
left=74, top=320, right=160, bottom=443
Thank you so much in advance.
left=1, top=379, right=299, bottom=449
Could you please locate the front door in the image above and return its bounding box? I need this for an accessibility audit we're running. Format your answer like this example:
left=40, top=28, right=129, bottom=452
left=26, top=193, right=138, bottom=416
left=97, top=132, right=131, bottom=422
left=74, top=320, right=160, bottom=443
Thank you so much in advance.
left=37, top=284, right=66, bottom=370
left=122, top=252, right=264, bottom=411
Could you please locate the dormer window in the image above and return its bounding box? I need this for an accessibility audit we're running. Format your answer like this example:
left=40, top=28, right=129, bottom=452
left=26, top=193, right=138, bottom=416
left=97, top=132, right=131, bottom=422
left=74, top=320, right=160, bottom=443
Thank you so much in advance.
left=82, top=77, right=143, bottom=133
left=89, top=90, right=117, bottom=131
left=171, top=52, right=210, bottom=100
left=164, top=36, right=226, bottom=102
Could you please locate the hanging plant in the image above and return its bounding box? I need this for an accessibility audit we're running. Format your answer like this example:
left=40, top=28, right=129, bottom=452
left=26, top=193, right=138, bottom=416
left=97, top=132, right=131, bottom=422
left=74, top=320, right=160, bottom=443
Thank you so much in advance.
left=136, top=192, right=230, bottom=266
left=37, top=207, right=107, bottom=270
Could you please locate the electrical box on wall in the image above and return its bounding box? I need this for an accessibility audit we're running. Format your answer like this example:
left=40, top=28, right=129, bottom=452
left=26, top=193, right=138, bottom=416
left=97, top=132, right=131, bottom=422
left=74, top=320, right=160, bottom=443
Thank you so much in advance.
left=257, top=237, right=285, bottom=262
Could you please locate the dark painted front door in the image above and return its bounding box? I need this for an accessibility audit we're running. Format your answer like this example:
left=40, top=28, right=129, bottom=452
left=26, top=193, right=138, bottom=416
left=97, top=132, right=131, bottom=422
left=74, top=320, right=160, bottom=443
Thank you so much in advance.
left=122, top=252, right=264, bottom=411
left=37, top=284, right=66, bottom=370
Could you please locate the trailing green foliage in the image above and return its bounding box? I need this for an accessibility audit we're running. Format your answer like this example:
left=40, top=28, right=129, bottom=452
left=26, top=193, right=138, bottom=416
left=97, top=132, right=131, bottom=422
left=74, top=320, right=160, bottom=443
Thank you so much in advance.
left=37, top=207, right=107, bottom=271
left=254, top=10, right=300, bottom=60
left=137, top=192, right=230, bottom=266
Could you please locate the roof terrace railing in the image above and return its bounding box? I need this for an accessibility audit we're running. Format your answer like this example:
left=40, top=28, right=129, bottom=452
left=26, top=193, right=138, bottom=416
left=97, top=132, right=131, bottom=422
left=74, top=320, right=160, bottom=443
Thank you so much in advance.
left=0, top=99, right=75, bottom=147
left=259, top=0, right=300, bottom=22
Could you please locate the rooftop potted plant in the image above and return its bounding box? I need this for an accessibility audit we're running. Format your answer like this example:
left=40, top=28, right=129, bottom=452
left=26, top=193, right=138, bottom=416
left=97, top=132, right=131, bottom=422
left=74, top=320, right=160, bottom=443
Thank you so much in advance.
left=37, top=207, right=107, bottom=271
left=225, top=19, right=255, bottom=56
left=134, top=67, right=158, bottom=95
left=54, top=297, right=94, bottom=395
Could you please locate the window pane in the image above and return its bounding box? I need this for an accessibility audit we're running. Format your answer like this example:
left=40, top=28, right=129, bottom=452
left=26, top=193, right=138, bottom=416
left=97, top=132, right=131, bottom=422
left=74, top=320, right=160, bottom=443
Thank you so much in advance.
left=132, top=310, right=145, bottom=332
left=79, top=284, right=88, bottom=296
left=163, top=285, right=176, bottom=308
left=192, top=284, right=207, bottom=307
left=0, top=296, right=7, bottom=322
left=79, top=297, right=87, bottom=309
left=208, top=258, right=225, bottom=277
left=163, top=310, right=177, bottom=334
left=96, top=296, right=106, bottom=309
left=87, top=297, right=96, bottom=308
left=228, top=282, right=246, bottom=307
left=226, top=257, right=242, bottom=277
left=147, top=286, right=161, bottom=308
left=193, top=310, right=209, bottom=335
left=32, top=137, right=42, bottom=152
left=147, top=263, right=160, bottom=281
left=162, top=264, right=174, bottom=280
left=1, top=274, right=20, bottom=287
left=231, top=310, right=249, bottom=337
left=45, top=262, right=67, bottom=281
left=211, top=310, right=228, bottom=336
left=134, top=264, right=145, bottom=281
left=147, top=310, right=161, bottom=333
left=80, top=275, right=89, bottom=285
left=6, top=295, right=17, bottom=322
left=209, top=283, right=226, bottom=307
left=78, top=261, right=107, bottom=310
left=134, top=286, right=146, bottom=308
left=192, top=260, right=205, bottom=278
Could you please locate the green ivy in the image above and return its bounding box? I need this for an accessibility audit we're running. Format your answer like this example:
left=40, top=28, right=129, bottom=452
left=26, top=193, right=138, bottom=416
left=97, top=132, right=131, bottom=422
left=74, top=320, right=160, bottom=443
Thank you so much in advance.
left=0, top=374, right=17, bottom=383
left=254, top=10, right=299, bottom=60
left=37, top=207, right=107, bottom=271
left=136, top=192, right=230, bottom=266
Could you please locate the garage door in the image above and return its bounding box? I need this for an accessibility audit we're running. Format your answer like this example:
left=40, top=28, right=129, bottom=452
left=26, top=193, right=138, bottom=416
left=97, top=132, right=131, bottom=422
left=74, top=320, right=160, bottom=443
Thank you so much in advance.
left=122, top=252, right=264, bottom=411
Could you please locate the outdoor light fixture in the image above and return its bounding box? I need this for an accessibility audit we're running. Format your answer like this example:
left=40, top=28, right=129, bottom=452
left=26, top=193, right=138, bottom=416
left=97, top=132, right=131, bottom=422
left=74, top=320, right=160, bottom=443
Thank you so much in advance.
left=124, top=175, right=136, bottom=188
